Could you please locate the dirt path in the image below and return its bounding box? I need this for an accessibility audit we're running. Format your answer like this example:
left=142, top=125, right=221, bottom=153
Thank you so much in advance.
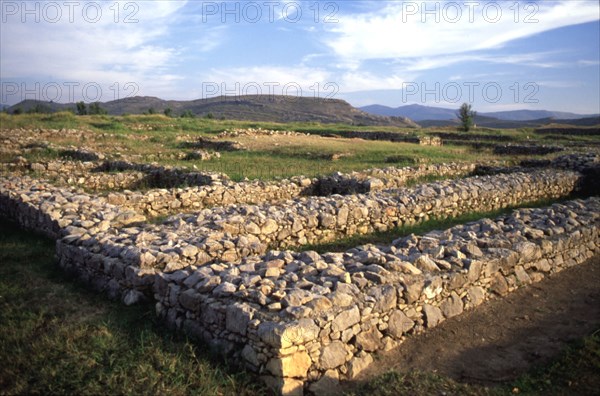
left=344, top=255, right=600, bottom=388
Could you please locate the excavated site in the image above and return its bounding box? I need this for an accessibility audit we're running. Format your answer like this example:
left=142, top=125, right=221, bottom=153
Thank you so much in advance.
left=1, top=126, right=599, bottom=395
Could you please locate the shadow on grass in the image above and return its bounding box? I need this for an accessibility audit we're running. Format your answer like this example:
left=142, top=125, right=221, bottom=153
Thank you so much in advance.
left=0, top=219, right=266, bottom=396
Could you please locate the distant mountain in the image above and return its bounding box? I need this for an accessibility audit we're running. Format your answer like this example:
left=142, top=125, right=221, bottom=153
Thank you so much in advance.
left=419, top=115, right=600, bottom=129
left=482, top=109, right=598, bottom=121
left=360, top=104, right=457, bottom=121
left=360, top=104, right=598, bottom=122
left=8, top=96, right=418, bottom=127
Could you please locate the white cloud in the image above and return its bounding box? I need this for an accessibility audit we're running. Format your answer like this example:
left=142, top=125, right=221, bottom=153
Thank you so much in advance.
left=0, top=1, right=189, bottom=101
left=324, top=1, right=600, bottom=64
left=196, top=66, right=334, bottom=98
left=393, top=51, right=566, bottom=72
left=338, top=71, right=407, bottom=92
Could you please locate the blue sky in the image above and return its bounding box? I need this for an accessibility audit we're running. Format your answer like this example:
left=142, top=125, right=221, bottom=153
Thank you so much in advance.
left=1, top=0, right=599, bottom=113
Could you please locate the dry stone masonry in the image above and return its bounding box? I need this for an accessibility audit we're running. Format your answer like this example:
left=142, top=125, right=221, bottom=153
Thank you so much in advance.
left=0, top=145, right=599, bottom=395
left=154, top=197, right=599, bottom=394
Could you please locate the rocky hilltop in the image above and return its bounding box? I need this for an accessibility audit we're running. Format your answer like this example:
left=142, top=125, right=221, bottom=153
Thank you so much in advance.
left=8, top=96, right=418, bottom=127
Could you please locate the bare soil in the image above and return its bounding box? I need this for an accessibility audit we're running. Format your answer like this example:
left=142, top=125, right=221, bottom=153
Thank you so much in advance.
left=344, top=255, right=600, bottom=388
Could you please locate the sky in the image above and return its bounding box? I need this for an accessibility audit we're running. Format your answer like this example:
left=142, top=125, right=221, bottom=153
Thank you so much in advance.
left=1, top=0, right=599, bottom=113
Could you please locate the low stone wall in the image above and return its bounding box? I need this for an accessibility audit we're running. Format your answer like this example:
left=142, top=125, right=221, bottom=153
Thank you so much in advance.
left=105, top=163, right=477, bottom=215
left=0, top=176, right=146, bottom=239
left=307, top=130, right=442, bottom=146
left=154, top=197, right=600, bottom=394
left=10, top=159, right=227, bottom=191
left=1, top=152, right=599, bottom=395
left=535, top=127, right=600, bottom=136
left=94, top=160, right=228, bottom=188
left=432, top=132, right=516, bottom=142
left=493, top=144, right=564, bottom=156
left=55, top=169, right=582, bottom=295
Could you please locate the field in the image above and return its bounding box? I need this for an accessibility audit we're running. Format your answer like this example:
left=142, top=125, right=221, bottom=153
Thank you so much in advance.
left=5, top=112, right=597, bottom=181
left=1, top=112, right=599, bottom=395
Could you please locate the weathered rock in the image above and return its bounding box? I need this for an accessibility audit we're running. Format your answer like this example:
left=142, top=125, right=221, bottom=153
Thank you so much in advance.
left=355, top=326, right=383, bottom=351
left=266, top=351, right=311, bottom=378
left=331, top=306, right=360, bottom=333
left=440, top=292, right=463, bottom=318
left=320, top=341, right=348, bottom=370
left=388, top=309, right=414, bottom=337
left=423, top=304, right=444, bottom=328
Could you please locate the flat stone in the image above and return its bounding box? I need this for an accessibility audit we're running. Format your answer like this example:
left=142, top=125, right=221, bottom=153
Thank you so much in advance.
left=440, top=292, right=463, bottom=318
left=226, top=303, right=253, bottom=336
left=308, top=369, right=339, bottom=396
left=415, top=255, right=440, bottom=272
left=261, top=376, right=303, bottom=396
left=320, top=341, right=348, bottom=370
left=355, top=326, right=383, bottom=351
left=282, top=289, right=315, bottom=307
left=371, top=285, right=397, bottom=312
left=348, top=353, right=374, bottom=379
left=387, top=309, right=414, bottom=338
left=266, top=351, right=311, bottom=378
left=490, top=273, right=509, bottom=296
left=329, top=291, right=354, bottom=307
left=331, top=306, right=360, bottom=332
left=213, top=281, right=236, bottom=296
left=423, top=304, right=444, bottom=328
left=515, top=265, right=532, bottom=285
left=467, top=286, right=486, bottom=306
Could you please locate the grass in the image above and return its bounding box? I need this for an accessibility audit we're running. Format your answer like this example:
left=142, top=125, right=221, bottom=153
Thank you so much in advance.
left=298, top=197, right=571, bottom=253
left=0, top=219, right=265, bottom=396
left=5, top=113, right=585, bottom=181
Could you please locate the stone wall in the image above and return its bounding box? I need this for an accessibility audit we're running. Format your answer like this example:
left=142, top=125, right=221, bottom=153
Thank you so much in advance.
left=1, top=152, right=598, bottom=395
left=0, top=176, right=146, bottom=239
left=154, top=197, right=600, bottom=394
left=535, top=127, right=600, bottom=136
left=307, top=130, right=442, bottom=146
left=48, top=169, right=582, bottom=306
left=9, top=159, right=476, bottom=215
left=105, top=162, right=477, bottom=216
left=492, top=144, right=564, bottom=156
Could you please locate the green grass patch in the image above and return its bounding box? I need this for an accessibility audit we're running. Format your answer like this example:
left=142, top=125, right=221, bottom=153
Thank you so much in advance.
left=0, top=219, right=265, bottom=396
left=2, top=113, right=596, bottom=182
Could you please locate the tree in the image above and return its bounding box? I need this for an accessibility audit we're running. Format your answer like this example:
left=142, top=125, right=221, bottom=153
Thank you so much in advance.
left=76, top=101, right=87, bottom=115
left=147, top=107, right=156, bottom=115
left=88, top=102, right=107, bottom=115
left=180, top=110, right=195, bottom=118
left=457, top=103, right=476, bottom=132
left=164, top=107, right=173, bottom=117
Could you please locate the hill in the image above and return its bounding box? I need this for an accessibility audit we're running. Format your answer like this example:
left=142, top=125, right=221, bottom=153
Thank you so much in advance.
left=360, top=104, right=598, bottom=122
left=418, top=115, right=600, bottom=129
left=8, top=96, right=418, bottom=127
